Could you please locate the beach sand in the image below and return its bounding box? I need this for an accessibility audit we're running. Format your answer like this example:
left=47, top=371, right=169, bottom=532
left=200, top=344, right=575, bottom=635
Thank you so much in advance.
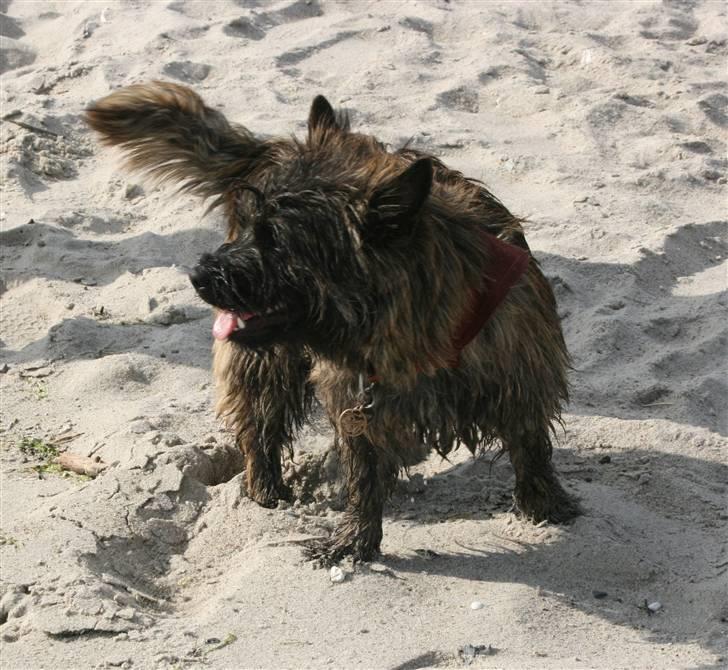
left=1, top=1, right=726, bottom=668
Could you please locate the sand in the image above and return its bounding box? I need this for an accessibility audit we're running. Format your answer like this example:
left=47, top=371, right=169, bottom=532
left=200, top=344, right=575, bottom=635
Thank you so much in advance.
left=1, top=1, right=727, bottom=668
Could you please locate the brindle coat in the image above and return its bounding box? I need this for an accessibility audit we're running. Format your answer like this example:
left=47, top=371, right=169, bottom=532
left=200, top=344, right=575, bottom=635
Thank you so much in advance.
left=86, top=82, right=580, bottom=563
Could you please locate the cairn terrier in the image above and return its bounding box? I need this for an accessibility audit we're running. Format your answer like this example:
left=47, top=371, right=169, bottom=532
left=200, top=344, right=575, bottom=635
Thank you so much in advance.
left=86, top=82, right=579, bottom=563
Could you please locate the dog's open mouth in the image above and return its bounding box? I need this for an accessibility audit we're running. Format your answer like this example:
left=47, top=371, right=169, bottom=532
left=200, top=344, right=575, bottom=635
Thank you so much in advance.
left=212, top=308, right=291, bottom=342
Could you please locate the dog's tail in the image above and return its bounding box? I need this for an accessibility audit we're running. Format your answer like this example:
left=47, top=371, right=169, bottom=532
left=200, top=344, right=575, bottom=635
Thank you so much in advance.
left=85, top=81, right=264, bottom=198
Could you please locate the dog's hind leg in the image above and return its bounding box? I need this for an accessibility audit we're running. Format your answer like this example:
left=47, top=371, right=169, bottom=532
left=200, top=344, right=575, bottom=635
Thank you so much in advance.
left=503, top=426, right=581, bottom=524
left=214, top=343, right=313, bottom=508
left=307, top=435, right=399, bottom=565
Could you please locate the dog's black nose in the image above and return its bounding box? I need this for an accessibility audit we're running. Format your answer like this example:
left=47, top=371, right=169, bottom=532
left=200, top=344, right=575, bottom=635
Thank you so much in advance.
left=188, top=264, right=206, bottom=290
left=189, top=263, right=215, bottom=303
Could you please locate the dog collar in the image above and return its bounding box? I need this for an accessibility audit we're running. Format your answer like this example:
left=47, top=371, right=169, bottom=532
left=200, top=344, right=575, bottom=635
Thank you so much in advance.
left=449, top=231, right=530, bottom=365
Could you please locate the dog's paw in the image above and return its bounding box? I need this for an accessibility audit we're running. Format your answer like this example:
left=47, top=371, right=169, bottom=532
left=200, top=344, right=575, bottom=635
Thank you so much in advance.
left=302, top=538, right=340, bottom=568
left=247, top=481, right=293, bottom=509
left=513, top=480, right=582, bottom=524
left=303, top=535, right=380, bottom=567
left=543, top=495, right=582, bottom=524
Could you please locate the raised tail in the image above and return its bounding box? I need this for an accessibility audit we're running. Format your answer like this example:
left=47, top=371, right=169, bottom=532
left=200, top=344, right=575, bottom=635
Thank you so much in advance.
left=85, top=81, right=264, bottom=198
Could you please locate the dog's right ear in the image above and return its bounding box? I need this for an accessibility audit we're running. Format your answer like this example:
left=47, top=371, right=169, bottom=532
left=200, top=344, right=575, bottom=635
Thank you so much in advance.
left=85, top=81, right=265, bottom=200
left=308, top=95, right=350, bottom=141
left=365, top=158, right=433, bottom=245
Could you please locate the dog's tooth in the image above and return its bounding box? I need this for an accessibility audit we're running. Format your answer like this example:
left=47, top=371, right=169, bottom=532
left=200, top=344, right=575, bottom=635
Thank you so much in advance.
left=237, top=317, right=246, bottom=329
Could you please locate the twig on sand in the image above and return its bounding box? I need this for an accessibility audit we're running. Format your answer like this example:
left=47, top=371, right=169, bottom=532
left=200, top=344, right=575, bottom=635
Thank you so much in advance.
left=100, top=572, right=168, bottom=606
left=260, top=535, right=328, bottom=547
left=2, top=112, right=61, bottom=138
left=55, top=453, right=107, bottom=477
left=47, top=432, right=84, bottom=446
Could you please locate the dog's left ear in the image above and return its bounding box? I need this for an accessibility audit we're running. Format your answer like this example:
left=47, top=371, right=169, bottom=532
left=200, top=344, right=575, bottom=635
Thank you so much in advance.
left=365, top=158, right=433, bottom=243
left=308, top=95, right=350, bottom=140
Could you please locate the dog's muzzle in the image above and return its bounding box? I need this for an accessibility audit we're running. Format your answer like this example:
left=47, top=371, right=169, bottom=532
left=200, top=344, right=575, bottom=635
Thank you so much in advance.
left=188, top=261, right=216, bottom=304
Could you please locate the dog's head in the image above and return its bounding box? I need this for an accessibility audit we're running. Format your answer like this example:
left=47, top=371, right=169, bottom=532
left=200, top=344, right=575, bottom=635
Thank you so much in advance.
left=189, top=122, right=433, bottom=356
left=86, top=84, right=456, bottom=369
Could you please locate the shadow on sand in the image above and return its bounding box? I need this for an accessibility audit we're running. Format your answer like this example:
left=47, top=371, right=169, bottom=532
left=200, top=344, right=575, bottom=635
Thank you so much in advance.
left=383, top=444, right=728, bottom=668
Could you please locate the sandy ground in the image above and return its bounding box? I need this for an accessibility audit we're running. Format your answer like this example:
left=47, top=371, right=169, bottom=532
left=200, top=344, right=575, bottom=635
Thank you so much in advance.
left=1, top=1, right=727, bottom=668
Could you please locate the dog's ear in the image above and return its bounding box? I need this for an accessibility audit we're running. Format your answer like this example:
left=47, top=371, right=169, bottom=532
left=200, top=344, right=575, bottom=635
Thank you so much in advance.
left=85, top=81, right=265, bottom=200
left=365, top=158, right=432, bottom=243
left=308, top=95, right=350, bottom=140
left=308, top=95, right=337, bottom=132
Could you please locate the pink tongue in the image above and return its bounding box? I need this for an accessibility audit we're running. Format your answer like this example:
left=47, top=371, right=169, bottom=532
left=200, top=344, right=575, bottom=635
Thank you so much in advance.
left=212, top=311, right=237, bottom=340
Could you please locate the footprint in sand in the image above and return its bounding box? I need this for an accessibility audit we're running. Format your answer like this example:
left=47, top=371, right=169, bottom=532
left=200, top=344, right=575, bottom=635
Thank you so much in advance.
left=639, top=5, right=697, bottom=41
left=436, top=86, right=479, bottom=114
left=276, top=31, right=358, bottom=69
left=265, top=0, right=323, bottom=22
left=680, top=140, right=714, bottom=155
left=223, top=16, right=266, bottom=41
left=224, top=0, right=323, bottom=42
left=586, top=99, right=630, bottom=129
left=399, top=16, right=433, bottom=37
left=698, top=93, right=728, bottom=128
left=162, top=60, right=211, bottom=83
left=478, top=65, right=511, bottom=85
left=165, top=1, right=186, bottom=13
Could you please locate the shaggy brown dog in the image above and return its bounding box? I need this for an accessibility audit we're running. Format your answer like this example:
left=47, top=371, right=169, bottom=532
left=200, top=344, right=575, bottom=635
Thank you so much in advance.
left=86, top=82, right=580, bottom=563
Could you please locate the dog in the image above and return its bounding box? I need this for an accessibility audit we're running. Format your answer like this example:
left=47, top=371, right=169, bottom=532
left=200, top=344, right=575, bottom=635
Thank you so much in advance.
left=86, top=82, right=580, bottom=564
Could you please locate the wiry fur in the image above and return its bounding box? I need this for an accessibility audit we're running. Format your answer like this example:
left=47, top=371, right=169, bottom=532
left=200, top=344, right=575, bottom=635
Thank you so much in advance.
left=86, top=83, right=580, bottom=564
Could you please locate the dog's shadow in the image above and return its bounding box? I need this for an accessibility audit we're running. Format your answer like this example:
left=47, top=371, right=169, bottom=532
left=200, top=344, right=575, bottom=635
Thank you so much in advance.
left=381, top=445, right=728, bottom=666
left=0, top=218, right=725, bottom=435
left=541, top=219, right=726, bottom=436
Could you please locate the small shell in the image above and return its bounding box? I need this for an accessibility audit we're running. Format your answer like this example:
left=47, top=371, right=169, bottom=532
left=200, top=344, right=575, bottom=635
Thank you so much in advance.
left=329, top=566, right=345, bottom=583
left=470, top=601, right=484, bottom=610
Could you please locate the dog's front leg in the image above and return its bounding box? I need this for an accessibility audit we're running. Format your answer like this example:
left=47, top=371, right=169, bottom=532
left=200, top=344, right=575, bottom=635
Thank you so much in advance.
left=240, top=423, right=291, bottom=509
left=308, top=434, right=399, bottom=565
left=214, top=344, right=312, bottom=508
